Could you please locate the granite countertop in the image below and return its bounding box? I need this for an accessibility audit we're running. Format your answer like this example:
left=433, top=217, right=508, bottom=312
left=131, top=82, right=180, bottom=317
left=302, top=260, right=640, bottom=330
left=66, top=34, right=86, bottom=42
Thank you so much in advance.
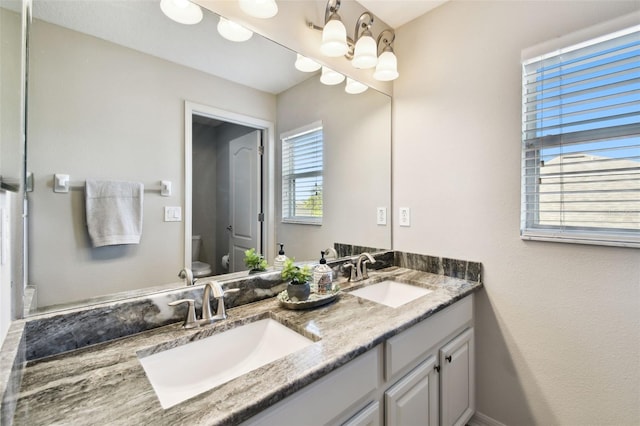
left=11, top=267, right=482, bottom=425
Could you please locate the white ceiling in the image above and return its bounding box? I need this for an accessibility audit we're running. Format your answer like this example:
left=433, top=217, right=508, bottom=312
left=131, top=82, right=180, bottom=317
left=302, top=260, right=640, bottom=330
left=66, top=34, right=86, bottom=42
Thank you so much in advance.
left=356, top=0, right=448, bottom=28
left=31, top=0, right=309, bottom=95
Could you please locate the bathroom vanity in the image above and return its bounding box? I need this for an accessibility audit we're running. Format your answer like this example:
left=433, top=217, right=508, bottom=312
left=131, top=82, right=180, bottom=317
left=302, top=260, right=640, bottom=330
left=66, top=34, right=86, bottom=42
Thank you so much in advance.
left=4, top=254, right=482, bottom=425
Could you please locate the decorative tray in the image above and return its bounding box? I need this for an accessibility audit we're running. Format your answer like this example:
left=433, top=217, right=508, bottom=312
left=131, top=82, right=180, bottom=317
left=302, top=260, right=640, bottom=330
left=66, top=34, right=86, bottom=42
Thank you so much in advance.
left=277, top=288, right=341, bottom=310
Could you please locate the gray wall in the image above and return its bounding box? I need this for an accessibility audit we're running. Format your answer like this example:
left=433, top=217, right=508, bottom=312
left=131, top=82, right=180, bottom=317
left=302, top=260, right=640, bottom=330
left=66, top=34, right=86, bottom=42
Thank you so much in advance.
left=28, top=19, right=276, bottom=307
left=192, top=122, right=218, bottom=273
left=394, top=2, right=640, bottom=425
left=276, top=76, right=391, bottom=262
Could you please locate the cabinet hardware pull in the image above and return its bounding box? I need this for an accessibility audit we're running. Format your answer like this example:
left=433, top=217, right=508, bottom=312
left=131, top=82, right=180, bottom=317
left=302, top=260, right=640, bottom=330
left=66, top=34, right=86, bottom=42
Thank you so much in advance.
left=445, top=355, right=452, bottom=363
left=434, top=365, right=440, bottom=373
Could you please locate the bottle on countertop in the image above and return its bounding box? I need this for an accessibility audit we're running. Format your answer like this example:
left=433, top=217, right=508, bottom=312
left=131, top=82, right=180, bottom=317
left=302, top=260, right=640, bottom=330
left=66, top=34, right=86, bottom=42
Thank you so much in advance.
left=313, top=251, right=333, bottom=294
left=274, top=243, right=288, bottom=271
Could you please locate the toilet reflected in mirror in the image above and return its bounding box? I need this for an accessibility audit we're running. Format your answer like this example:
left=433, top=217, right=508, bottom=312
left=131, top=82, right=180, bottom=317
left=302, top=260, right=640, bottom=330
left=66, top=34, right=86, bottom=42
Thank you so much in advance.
left=191, top=235, right=212, bottom=278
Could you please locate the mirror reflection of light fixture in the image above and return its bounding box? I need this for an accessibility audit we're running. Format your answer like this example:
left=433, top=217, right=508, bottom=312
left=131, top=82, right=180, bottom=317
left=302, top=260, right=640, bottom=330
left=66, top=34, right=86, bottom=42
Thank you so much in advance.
left=160, top=0, right=203, bottom=25
left=295, top=54, right=321, bottom=72
left=345, top=78, right=368, bottom=94
left=374, top=29, right=399, bottom=81
left=239, top=0, right=278, bottom=19
left=351, top=12, right=377, bottom=69
left=320, top=66, right=345, bottom=85
left=217, top=17, right=254, bottom=42
left=320, top=0, right=349, bottom=57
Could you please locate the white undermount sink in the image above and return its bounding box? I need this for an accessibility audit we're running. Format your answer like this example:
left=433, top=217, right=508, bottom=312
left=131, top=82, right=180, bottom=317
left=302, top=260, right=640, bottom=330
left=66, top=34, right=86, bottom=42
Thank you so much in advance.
left=138, top=317, right=315, bottom=409
left=349, top=280, right=433, bottom=308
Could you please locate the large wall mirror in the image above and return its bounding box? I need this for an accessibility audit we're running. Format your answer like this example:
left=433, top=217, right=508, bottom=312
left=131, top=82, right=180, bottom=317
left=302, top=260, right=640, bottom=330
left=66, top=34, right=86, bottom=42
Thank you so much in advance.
left=24, top=0, right=391, bottom=313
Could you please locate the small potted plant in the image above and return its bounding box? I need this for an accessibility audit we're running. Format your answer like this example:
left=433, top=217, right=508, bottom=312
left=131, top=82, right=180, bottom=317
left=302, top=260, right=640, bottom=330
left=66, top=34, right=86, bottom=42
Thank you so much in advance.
left=244, top=248, right=267, bottom=273
left=281, top=258, right=312, bottom=301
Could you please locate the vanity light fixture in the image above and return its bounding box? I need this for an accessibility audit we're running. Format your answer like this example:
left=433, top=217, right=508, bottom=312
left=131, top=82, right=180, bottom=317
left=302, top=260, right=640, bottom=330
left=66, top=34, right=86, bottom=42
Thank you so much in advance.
left=295, top=54, right=321, bottom=72
left=217, top=17, right=254, bottom=42
left=345, top=78, right=368, bottom=94
left=320, top=0, right=349, bottom=57
left=309, top=1, right=399, bottom=81
left=373, top=29, right=399, bottom=81
left=160, top=0, right=203, bottom=25
left=320, top=66, right=345, bottom=85
left=238, top=0, right=278, bottom=19
left=351, top=12, right=377, bottom=69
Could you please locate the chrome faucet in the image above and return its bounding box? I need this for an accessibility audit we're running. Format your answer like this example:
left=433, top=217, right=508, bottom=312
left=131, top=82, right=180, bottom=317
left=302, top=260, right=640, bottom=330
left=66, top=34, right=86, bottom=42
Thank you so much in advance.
left=169, top=281, right=239, bottom=329
left=356, top=252, right=376, bottom=281
left=343, top=253, right=376, bottom=282
left=324, top=247, right=338, bottom=259
left=202, top=281, right=239, bottom=322
left=178, top=268, right=196, bottom=286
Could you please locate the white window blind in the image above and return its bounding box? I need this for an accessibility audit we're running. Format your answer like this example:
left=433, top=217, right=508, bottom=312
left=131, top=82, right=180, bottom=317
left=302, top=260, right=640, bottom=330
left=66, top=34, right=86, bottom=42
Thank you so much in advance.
left=521, top=25, right=640, bottom=248
left=281, top=123, right=323, bottom=224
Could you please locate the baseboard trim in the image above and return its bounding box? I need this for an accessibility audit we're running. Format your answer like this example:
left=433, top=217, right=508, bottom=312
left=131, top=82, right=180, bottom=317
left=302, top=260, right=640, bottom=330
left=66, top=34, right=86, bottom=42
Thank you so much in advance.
left=468, top=411, right=507, bottom=426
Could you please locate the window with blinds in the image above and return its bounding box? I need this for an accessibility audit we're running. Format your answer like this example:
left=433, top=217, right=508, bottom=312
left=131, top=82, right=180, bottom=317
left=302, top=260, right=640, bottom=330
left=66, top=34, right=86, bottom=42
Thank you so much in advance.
left=521, top=24, right=640, bottom=248
left=281, top=123, right=323, bottom=224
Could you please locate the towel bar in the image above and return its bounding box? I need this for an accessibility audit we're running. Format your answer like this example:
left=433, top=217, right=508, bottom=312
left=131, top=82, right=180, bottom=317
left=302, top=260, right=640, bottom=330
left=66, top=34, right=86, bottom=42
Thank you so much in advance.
left=52, top=174, right=172, bottom=196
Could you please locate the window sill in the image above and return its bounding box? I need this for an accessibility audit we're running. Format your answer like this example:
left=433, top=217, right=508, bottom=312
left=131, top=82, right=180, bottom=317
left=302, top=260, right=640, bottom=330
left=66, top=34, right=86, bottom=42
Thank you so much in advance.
left=282, top=218, right=322, bottom=226
left=520, top=229, right=640, bottom=249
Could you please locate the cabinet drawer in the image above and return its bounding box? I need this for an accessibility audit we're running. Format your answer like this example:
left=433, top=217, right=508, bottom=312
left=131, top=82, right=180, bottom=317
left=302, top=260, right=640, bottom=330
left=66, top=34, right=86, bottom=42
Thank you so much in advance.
left=385, top=295, right=472, bottom=379
left=342, top=401, right=380, bottom=426
left=243, top=345, right=382, bottom=426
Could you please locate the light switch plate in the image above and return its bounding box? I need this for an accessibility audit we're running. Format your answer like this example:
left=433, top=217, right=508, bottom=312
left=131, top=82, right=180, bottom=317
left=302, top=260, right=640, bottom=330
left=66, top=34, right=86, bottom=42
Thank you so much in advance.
left=164, top=206, right=182, bottom=222
left=377, top=207, right=387, bottom=225
left=399, top=207, right=411, bottom=227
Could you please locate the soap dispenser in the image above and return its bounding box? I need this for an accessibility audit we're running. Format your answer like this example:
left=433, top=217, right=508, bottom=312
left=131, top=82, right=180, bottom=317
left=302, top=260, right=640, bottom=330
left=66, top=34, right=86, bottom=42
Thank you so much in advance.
left=313, top=251, right=333, bottom=294
left=274, top=243, right=288, bottom=271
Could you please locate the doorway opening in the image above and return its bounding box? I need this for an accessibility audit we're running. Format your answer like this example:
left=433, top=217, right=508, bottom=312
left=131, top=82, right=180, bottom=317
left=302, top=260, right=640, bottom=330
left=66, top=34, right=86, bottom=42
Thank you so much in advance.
left=185, top=102, right=275, bottom=275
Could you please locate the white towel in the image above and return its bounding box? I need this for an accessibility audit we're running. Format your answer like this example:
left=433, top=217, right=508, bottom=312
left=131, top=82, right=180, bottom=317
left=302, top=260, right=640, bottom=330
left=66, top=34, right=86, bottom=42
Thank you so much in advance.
left=85, top=179, right=144, bottom=247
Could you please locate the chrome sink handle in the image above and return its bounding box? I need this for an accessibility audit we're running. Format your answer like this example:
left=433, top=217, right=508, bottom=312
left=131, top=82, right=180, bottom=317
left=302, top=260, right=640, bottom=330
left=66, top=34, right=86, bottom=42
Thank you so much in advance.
left=168, top=299, right=198, bottom=329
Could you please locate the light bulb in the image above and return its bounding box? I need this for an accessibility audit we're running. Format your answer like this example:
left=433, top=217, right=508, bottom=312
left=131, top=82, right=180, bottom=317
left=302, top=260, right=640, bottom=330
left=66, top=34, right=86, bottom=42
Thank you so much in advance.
left=345, top=78, right=368, bottom=94
left=373, top=50, right=399, bottom=81
left=160, top=0, right=203, bottom=25
left=320, top=67, right=345, bottom=85
left=239, top=0, right=278, bottom=19
left=295, top=54, right=321, bottom=73
left=217, top=17, right=253, bottom=42
left=321, top=18, right=348, bottom=57
left=352, top=34, right=377, bottom=69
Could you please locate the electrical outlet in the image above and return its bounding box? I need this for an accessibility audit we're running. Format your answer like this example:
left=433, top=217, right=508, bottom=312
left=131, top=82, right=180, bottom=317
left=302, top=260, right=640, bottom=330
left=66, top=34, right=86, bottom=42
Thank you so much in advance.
left=377, top=207, right=387, bottom=225
left=399, top=207, right=411, bottom=227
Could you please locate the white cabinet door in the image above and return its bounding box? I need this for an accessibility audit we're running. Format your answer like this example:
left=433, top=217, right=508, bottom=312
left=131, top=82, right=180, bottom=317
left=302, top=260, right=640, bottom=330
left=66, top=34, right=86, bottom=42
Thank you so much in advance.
left=342, top=401, right=381, bottom=426
left=385, top=355, right=439, bottom=426
left=439, top=328, right=474, bottom=426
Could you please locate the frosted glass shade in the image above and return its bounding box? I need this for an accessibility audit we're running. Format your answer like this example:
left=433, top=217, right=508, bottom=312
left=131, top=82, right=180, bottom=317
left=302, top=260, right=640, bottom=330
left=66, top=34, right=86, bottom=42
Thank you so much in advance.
left=321, top=19, right=349, bottom=57
left=374, top=51, right=399, bottom=81
left=295, top=54, right=321, bottom=72
left=239, top=0, right=278, bottom=19
left=217, top=17, right=253, bottom=42
left=352, top=35, right=377, bottom=69
left=160, top=0, right=203, bottom=25
left=320, top=67, right=345, bottom=85
left=345, top=78, right=368, bottom=94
